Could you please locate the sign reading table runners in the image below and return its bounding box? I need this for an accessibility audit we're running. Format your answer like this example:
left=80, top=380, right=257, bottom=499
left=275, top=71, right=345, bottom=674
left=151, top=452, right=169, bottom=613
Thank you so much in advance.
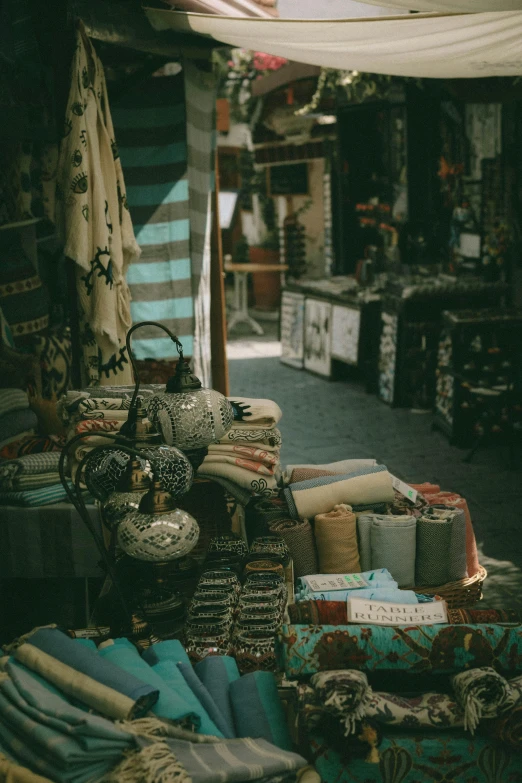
left=347, top=598, right=448, bottom=626
left=304, top=573, right=369, bottom=592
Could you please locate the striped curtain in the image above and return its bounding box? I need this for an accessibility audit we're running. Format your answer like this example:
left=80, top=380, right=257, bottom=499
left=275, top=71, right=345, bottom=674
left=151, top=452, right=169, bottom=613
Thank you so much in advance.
left=112, top=73, right=194, bottom=360
left=184, top=59, right=217, bottom=387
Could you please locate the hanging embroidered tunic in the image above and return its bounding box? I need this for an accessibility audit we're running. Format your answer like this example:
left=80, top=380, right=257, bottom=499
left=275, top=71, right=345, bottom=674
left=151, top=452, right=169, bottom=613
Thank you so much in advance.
left=57, top=23, right=139, bottom=385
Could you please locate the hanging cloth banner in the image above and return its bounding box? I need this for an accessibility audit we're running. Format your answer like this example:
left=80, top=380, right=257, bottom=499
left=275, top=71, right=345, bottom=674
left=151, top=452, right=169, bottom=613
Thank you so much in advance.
left=145, top=9, right=522, bottom=79
left=351, top=0, right=522, bottom=12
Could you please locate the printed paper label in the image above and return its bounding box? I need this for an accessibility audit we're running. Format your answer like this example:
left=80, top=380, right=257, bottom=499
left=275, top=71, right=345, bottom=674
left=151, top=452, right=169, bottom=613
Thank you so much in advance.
left=390, top=475, right=418, bottom=504
left=304, top=573, right=369, bottom=592
left=347, top=597, right=448, bottom=626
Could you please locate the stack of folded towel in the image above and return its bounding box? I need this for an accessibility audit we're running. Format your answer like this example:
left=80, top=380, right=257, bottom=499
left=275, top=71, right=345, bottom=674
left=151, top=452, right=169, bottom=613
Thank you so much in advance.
left=0, top=452, right=72, bottom=506
left=59, top=387, right=158, bottom=479
left=198, top=397, right=283, bottom=504
left=0, top=388, right=37, bottom=451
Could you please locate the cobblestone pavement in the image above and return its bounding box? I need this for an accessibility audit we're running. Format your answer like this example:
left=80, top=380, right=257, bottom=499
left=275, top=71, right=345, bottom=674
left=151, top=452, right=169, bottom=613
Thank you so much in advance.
left=227, top=321, right=522, bottom=612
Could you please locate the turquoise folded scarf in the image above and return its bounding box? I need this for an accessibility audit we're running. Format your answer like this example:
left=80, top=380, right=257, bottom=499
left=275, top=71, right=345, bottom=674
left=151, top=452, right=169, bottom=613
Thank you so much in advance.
left=98, top=638, right=205, bottom=732
left=230, top=671, right=293, bottom=751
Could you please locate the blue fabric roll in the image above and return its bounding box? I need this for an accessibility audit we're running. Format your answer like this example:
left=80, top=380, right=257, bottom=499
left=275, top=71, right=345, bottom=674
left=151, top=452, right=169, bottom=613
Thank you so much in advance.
left=230, top=671, right=293, bottom=751
left=98, top=638, right=205, bottom=732
left=150, top=660, right=222, bottom=738
left=27, top=629, right=158, bottom=716
left=177, top=662, right=234, bottom=739
left=142, top=639, right=192, bottom=668
left=194, top=656, right=240, bottom=738
left=73, top=639, right=98, bottom=651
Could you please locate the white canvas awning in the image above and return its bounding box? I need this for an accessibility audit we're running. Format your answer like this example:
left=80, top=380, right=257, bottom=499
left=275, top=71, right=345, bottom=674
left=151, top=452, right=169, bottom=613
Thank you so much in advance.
left=353, top=0, right=522, bottom=12
left=145, top=8, right=522, bottom=78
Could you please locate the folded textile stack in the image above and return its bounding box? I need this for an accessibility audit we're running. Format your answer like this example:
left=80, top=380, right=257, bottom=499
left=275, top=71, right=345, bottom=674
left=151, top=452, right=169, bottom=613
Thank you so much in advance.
left=0, top=452, right=73, bottom=507
left=59, top=387, right=158, bottom=479
left=0, top=388, right=37, bottom=451
left=198, top=397, right=283, bottom=503
left=294, top=569, right=437, bottom=605
left=0, top=627, right=306, bottom=782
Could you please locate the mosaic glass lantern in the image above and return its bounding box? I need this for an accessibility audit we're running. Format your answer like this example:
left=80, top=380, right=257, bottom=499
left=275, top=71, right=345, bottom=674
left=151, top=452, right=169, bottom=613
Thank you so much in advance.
left=117, top=481, right=200, bottom=562
left=124, top=321, right=234, bottom=451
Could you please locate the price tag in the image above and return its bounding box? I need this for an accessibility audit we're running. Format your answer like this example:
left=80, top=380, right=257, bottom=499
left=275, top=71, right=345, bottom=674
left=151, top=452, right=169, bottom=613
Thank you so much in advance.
left=347, top=597, right=448, bottom=626
left=390, top=475, right=418, bottom=504
left=304, top=573, right=369, bottom=592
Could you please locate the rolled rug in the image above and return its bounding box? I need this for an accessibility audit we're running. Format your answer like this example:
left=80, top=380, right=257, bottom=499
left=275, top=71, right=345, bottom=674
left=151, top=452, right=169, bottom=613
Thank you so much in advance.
left=310, top=670, right=373, bottom=735
left=277, top=624, right=522, bottom=678
left=229, top=670, right=293, bottom=750
left=314, top=504, right=360, bottom=574
left=415, top=511, right=453, bottom=587
left=284, top=467, right=394, bottom=521
left=97, top=638, right=206, bottom=732
left=269, top=518, right=318, bottom=578
left=369, top=516, right=417, bottom=588
left=367, top=690, right=464, bottom=729
left=452, top=666, right=516, bottom=733
left=490, top=704, right=522, bottom=750
left=289, top=601, right=349, bottom=626
left=194, top=656, right=240, bottom=739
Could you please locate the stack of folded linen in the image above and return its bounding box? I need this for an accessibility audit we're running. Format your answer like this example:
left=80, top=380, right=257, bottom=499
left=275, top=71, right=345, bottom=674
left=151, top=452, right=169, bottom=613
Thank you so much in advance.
left=198, top=397, right=283, bottom=504
left=0, top=627, right=308, bottom=783
left=0, top=388, right=37, bottom=452
left=0, top=452, right=73, bottom=507
left=293, top=568, right=431, bottom=605
left=59, top=387, right=158, bottom=479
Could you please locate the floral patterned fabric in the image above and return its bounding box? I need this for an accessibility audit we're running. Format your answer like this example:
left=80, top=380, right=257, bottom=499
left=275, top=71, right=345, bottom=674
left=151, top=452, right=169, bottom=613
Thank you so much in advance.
left=277, top=624, right=522, bottom=678
left=308, top=730, right=522, bottom=782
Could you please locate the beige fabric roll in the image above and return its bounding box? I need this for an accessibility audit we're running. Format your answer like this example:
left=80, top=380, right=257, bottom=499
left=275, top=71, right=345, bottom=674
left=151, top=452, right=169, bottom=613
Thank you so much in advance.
left=289, top=470, right=395, bottom=520
left=314, top=504, right=361, bottom=574
left=14, top=644, right=137, bottom=721
left=0, top=754, right=53, bottom=783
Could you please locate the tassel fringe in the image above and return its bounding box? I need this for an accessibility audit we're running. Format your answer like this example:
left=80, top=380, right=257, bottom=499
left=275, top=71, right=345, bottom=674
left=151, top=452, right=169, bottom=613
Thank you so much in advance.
left=101, top=742, right=192, bottom=783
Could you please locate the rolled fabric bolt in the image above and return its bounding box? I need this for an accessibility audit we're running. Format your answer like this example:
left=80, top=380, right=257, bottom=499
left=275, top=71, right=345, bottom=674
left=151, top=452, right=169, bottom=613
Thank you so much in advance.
left=310, top=669, right=373, bottom=735
left=269, top=518, right=318, bottom=578
left=415, top=511, right=453, bottom=586
left=284, top=467, right=394, bottom=521
left=452, top=666, right=516, bottom=733
left=369, top=515, right=417, bottom=588
left=314, top=504, right=360, bottom=574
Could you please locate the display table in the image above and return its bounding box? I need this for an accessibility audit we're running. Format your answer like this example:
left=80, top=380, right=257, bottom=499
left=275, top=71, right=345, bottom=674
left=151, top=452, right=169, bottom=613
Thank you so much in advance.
left=225, top=262, right=288, bottom=335
left=0, top=503, right=103, bottom=579
left=281, top=278, right=381, bottom=389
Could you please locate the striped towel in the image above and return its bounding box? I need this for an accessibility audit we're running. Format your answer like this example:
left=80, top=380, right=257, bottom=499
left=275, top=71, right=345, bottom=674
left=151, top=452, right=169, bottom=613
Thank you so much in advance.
left=0, top=482, right=91, bottom=507
left=0, top=388, right=29, bottom=417
left=113, top=72, right=194, bottom=362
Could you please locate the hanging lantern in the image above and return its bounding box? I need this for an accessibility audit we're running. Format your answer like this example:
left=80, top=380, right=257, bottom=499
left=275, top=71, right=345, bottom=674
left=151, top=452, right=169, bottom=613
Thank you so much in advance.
left=125, top=321, right=234, bottom=451
left=117, top=481, right=199, bottom=562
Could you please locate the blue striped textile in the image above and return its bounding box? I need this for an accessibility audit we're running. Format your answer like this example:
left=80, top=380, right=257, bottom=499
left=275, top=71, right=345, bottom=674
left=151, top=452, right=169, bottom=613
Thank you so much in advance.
left=113, top=74, right=194, bottom=361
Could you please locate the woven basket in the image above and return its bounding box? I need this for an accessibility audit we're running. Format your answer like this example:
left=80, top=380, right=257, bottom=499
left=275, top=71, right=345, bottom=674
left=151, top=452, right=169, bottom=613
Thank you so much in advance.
left=406, top=564, right=487, bottom=609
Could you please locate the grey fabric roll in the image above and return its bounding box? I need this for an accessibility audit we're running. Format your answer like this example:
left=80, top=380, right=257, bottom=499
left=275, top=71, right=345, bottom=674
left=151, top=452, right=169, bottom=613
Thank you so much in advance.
left=356, top=515, right=373, bottom=572
left=370, top=515, right=417, bottom=588
left=431, top=505, right=468, bottom=581
left=416, top=512, right=453, bottom=587
left=269, top=518, right=318, bottom=578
